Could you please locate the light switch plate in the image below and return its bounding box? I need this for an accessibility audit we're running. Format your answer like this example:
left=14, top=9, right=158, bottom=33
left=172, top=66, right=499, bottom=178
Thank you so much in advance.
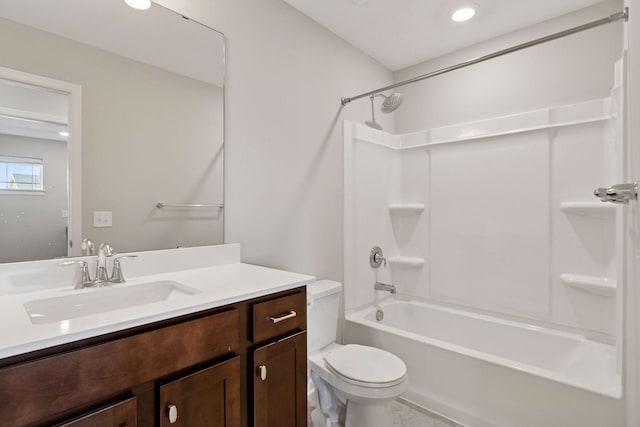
left=93, top=211, right=112, bottom=228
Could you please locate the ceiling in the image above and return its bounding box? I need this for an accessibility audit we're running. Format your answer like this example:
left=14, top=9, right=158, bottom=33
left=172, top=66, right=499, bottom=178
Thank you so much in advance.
left=283, top=0, right=609, bottom=71
left=0, top=0, right=225, bottom=87
left=0, top=79, right=68, bottom=142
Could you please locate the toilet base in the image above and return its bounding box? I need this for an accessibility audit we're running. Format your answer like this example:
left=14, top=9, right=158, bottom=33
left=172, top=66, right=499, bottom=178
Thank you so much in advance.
left=345, top=399, right=393, bottom=427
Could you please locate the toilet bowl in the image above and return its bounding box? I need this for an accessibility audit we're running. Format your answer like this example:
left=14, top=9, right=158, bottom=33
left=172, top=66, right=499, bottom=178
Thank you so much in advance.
left=309, top=343, right=408, bottom=427
left=307, top=281, right=408, bottom=427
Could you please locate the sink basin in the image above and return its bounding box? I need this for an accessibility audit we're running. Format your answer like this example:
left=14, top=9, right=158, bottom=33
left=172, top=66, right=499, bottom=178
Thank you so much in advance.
left=24, top=280, right=201, bottom=324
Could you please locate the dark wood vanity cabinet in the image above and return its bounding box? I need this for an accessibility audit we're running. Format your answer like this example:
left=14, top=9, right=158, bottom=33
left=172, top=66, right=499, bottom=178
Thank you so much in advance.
left=0, top=286, right=307, bottom=427
left=0, top=308, right=239, bottom=427
left=159, top=357, right=241, bottom=427
left=250, top=291, right=307, bottom=427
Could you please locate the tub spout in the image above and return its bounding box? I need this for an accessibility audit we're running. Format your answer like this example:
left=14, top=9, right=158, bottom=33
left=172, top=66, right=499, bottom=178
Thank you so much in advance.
left=374, top=281, right=396, bottom=294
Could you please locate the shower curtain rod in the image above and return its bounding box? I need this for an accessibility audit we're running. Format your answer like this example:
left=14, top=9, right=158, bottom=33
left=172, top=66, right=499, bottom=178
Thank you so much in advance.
left=340, top=7, right=629, bottom=106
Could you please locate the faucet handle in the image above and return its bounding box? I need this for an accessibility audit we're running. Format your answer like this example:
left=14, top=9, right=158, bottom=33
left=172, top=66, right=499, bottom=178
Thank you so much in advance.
left=81, top=238, right=95, bottom=256
left=110, top=255, right=138, bottom=284
left=58, top=260, right=92, bottom=289
left=98, top=243, right=114, bottom=257
left=370, top=246, right=386, bottom=268
left=95, top=243, right=115, bottom=282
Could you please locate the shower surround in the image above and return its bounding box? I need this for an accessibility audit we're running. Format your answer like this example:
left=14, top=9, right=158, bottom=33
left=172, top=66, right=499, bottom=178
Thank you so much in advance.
left=342, top=62, right=625, bottom=426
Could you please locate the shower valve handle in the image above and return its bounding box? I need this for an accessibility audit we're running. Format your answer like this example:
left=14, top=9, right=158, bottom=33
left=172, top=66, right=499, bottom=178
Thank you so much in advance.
left=370, top=246, right=386, bottom=268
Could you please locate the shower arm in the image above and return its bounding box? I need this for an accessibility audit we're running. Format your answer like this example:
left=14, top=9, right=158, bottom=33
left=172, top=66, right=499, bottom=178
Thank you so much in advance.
left=340, top=8, right=629, bottom=106
left=368, top=95, right=377, bottom=121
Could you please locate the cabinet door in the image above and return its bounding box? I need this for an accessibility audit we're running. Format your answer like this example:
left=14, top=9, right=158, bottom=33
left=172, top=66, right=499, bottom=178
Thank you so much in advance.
left=159, top=356, right=240, bottom=427
left=55, top=396, right=137, bottom=427
left=253, top=331, right=307, bottom=427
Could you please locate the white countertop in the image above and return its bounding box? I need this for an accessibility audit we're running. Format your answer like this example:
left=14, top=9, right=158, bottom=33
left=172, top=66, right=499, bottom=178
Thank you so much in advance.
left=0, top=261, right=314, bottom=360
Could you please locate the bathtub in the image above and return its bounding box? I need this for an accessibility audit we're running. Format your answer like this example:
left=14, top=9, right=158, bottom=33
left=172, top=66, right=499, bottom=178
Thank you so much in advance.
left=344, top=298, right=625, bottom=427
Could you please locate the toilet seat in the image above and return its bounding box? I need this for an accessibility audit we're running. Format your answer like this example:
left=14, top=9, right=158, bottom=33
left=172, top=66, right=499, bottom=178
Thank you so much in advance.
left=323, top=344, right=407, bottom=388
left=309, top=343, right=409, bottom=408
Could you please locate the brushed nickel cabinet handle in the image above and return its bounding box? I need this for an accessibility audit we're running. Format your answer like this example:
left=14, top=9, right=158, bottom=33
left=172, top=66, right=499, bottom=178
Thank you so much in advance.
left=258, top=365, right=267, bottom=381
left=167, top=403, right=178, bottom=424
left=268, top=310, right=297, bottom=324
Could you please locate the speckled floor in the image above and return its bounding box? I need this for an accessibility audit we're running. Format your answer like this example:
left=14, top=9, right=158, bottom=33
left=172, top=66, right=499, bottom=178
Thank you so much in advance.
left=391, top=400, right=463, bottom=427
left=308, top=392, right=463, bottom=427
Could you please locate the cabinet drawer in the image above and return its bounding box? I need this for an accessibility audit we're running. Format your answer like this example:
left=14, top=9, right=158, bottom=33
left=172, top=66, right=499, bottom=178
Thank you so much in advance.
left=252, top=291, right=306, bottom=343
left=0, top=309, right=239, bottom=427
left=55, top=396, right=137, bottom=427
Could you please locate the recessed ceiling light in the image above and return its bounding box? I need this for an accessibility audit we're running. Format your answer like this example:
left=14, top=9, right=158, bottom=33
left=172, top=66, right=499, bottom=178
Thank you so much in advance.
left=451, top=7, right=476, bottom=22
left=58, top=131, right=69, bottom=137
left=124, top=0, right=151, bottom=10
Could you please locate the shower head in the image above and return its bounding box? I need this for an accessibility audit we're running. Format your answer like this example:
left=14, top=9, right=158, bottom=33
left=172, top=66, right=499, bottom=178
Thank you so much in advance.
left=365, top=92, right=403, bottom=130
left=379, top=92, right=403, bottom=113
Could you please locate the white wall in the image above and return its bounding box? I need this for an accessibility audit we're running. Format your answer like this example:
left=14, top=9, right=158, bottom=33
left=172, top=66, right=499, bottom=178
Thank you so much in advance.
left=153, top=0, right=394, bottom=281
left=394, top=0, right=623, bottom=133
left=0, top=135, right=67, bottom=262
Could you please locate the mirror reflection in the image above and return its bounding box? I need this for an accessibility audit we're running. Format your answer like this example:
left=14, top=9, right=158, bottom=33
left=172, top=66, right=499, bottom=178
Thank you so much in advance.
left=0, top=0, right=225, bottom=263
left=0, top=79, right=69, bottom=263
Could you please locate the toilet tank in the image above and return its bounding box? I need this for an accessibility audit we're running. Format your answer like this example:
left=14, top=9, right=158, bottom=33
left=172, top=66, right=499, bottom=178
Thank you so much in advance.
left=307, top=280, right=342, bottom=353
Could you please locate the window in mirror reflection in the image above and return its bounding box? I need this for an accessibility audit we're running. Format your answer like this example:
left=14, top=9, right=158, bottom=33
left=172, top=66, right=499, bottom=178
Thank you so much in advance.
left=0, top=156, right=44, bottom=192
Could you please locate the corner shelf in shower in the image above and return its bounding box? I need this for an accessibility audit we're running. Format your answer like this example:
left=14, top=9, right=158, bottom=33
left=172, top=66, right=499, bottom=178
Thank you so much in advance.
left=560, top=202, right=615, bottom=218
left=560, top=274, right=616, bottom=297
left=388, top=256, right=425, bottom=268
left=388, top=204, right=425, bottom=213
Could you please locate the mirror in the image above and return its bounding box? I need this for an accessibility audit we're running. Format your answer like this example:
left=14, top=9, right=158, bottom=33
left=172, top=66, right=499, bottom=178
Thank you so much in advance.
left=0, top=0, right=225, bottom=263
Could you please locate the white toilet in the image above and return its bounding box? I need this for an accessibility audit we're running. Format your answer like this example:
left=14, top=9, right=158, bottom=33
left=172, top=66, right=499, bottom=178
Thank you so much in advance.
left=307, top=280, right=408, bottom=427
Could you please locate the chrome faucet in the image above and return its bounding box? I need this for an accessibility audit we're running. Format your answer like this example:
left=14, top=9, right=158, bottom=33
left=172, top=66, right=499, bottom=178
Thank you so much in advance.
left=95, top=242, right=114, bottom=283
left=374, top=281, right=396, bottom=294
left=58, top=243, right=137, bottom=288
